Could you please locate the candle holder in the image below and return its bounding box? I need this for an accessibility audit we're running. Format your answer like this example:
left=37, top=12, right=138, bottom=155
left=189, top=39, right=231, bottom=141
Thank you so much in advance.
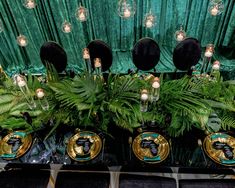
left=211, top=60, right=220, bottom=79
left=204, top=44, right=214, bottom=58
left=76, top=4, right=88, bottom=22
left=83, top=48, right=92, bottom=73
left=140, top=89, right=149, bottom=112
left=118, top=0, right=136, bottom=18
left=61, top=21, right=72, bottom=33
left=23, top=0, right=37, bottom=9
left=151, top=77, right=160, bottom=102
left=175, top=26, right=186, bottom=42
left=94, top=58, right=102, bottom=75
left=144, top=10, right=155, bottom=28
left=15, top=75, right=36, bottom=109
left=17, top=35, right=28, bottom=47
left=36, top=88, right=49, bottom=111
left=208, top=0, right=224, bottom=16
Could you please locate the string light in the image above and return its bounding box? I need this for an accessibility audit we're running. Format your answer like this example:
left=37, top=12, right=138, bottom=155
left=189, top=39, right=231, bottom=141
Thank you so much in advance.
left=118, top=0, right=136, bottom=18
left=23, top=0, right=37, bottom=9
left=61, top=20, right=72, bottom=33
left=17, top=34, right=28, bottom=47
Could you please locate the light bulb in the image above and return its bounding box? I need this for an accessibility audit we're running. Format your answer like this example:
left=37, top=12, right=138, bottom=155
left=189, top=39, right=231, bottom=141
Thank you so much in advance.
left=24, top=0, right=36, bottom=9
left=62, top=21, right=72, bottom=33
left=17, top=35, right=28, bottom=47
left=208, top=0, right=224, bottom=16
left=175, top=26, right=186, bottom=42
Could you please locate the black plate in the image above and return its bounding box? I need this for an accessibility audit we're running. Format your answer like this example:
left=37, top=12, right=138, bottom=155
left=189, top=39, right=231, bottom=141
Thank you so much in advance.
left=87, top=40, right=113, bottom=72
left=173, top=38, right=201, bottom=71
left=40, top=41, right=67, bottom=73
left=132, top=38, right=160, bottom=71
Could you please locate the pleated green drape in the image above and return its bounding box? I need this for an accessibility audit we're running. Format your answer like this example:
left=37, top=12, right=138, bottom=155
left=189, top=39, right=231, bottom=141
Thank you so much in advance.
left=0, top=0, right=234, bottom=75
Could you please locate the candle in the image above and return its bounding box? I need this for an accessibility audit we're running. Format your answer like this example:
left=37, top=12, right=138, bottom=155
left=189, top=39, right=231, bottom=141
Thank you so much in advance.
left=123, top=8, right=131, bottom=18
left=36, top=88, right=45, bottom=99
left=94, top=58, right=101, bottom=68
left=140, top=89, right=148, bottom=112
left=146, top=20, right=153, bottom=28
left=152, top=81, right=160, bottom=89
left=26, top=0, right=36, bottom=9
left=16, top=76, right=26, bottom=87
left=212, top=60, right=220, bottom=70
left=79, top=12, right=86, bottom=21
left=63, top=25, right=71, bottom=33
left=210, top=6, right=219, bottom=16
left=177, top=33, right=184, bottom=42
left=204, top=51, right=213, bottom=58
left=83, top=48, right=90, bottom=59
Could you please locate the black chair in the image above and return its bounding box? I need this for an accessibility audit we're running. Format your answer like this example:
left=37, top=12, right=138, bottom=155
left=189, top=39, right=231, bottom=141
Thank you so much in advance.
left=119, top=174, right=176, bottom=188
left=87, top=40, right=113, bottom=72
left=179, top=179, right=235, bottom=188
left=40, top=41, right=67, bottom=73
left=0, top=163, right=50, bottom=188
left=173, top=38, right=201, bottom=74
left=55, top=164, right=110, bottom=188
left=132, top=37, right=160, bottom=72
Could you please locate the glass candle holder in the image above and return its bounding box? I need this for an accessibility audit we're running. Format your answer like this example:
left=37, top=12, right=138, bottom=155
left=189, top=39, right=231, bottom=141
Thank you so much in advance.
left=36, top=88, right=49, bottom=111
left=151, top=77, right=160, bottom=102
left=83, top=48, right=92, bottom=73
left=15, top=75, right=36, bottom=109
left=140, top=89, right=149, bottom=112
left=204, top=44, right=214, bottom=58
left=94, top=58, right=102, bottom=75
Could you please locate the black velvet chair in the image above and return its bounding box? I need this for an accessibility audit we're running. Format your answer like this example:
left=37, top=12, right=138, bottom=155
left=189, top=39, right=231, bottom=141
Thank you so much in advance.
left=119, top=174, right=176, bottom=188
left=0, top=163, right=50, bottom=188
left=55, top=164, right=110, bottom=188
left=179, top=179, right=235, bottom=188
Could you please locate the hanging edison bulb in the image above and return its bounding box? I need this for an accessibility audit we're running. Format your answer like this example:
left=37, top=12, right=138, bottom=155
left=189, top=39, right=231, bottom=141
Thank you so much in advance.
left=0, top=19, right=4, bottom=33
left=208, top=0, right=224, bottom=16
left=61, top=20, right=72, bottom=33
left=118, top=0, right=136, bottom=18
left=144, top=10, right=155, bottom=28
left=17, top=34, right=28, bottom=47
left=204, top=44, right=214, bottom=58
left=23, top=0, right=37, bottom=9
left=75, top=4, right=88, bottom=22
left=175, top=25, right=186, bottom=42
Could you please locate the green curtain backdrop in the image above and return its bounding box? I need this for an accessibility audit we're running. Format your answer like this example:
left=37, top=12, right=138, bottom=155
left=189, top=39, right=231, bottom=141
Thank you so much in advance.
left=0, top=0, right=234, bottom=76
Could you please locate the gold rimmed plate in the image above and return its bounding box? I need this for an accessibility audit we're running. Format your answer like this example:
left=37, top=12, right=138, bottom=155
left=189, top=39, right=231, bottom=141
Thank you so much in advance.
left=67, top=131, right=102, bottom=162
left=203, top=133, right=235, bottom=166
left=0, top=131, right=32, bottom=160
left=132, top=132, right=170, bottom=163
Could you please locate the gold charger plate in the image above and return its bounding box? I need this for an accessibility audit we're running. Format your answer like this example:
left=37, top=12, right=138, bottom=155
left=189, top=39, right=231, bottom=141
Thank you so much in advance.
left=132, top=132, right=170, bottom=163
left=67, top=131, right=102, bottom=162
left=203, top=133, right=235, bottom=166
left=0, top=131, right=32, bottom=160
